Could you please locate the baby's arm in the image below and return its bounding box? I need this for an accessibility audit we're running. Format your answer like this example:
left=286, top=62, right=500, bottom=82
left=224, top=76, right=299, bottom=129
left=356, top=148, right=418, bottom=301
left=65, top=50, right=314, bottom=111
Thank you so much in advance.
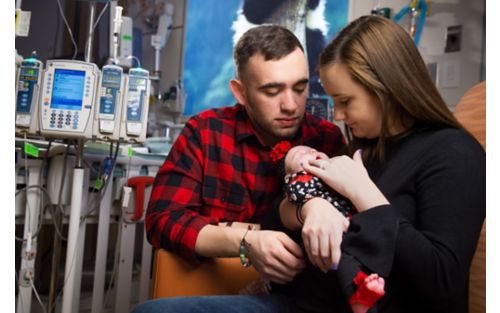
left=284, top=171, right=321, bottom=205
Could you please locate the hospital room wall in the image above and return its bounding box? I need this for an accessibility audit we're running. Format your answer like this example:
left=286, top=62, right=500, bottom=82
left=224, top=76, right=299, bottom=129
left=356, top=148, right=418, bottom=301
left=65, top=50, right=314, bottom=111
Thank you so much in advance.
left=350, top=0, right=486, bottom=110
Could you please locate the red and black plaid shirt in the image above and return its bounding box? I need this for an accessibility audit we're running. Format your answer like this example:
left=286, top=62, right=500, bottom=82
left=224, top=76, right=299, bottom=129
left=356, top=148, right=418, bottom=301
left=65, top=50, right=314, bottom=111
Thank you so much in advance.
left=146, top=104, right=345, bottom=262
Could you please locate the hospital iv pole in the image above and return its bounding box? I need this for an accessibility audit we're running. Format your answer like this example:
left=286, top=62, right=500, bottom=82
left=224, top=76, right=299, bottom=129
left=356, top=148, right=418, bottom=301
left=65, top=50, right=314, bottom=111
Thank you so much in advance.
left=47, top=150, right=66, bottom=313
left=49, top=1, right=98, bottom=309
left=15, top=2, right=41, bottom=313
left=149, top=3, right=174, bottom=135
left=91, top=4, right=122, bottom=312
left=60, top=3, right=96, bottom=313
left=60, top=142, right=88, bottom=313
left=16, top=160, right=43, bottom=313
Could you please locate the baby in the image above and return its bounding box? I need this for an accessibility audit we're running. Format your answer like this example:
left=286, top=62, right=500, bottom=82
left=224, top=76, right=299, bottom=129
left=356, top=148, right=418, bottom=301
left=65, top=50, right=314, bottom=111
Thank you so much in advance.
left=284, top=145, right=353, bottom=219
left=281, top=144, right=386, bottom=313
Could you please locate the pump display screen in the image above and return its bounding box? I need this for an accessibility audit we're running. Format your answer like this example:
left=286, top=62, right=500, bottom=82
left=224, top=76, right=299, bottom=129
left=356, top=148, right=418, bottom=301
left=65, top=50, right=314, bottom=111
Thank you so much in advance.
left=127, top=75, right=147, bottom=122
left=16, top=67, right=40, bottom=113
left=50, top=69, right=86, bottom=110
left=20, top=68, right=38, bottom=79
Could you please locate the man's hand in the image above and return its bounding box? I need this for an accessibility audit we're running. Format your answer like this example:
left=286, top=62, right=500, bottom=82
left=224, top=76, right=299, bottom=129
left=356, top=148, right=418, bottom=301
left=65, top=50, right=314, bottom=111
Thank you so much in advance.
left=244, top=230, right=306, bottom=284
left=301, top=197, right=349, bottom=273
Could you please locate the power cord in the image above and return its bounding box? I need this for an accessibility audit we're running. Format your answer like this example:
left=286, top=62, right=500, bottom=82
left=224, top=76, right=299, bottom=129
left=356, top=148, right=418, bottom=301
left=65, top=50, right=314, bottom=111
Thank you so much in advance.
left=56, top=0, right=79, bottom=60
left=15, top=185, right=53, bottom=242
left=30, top=277, right=48, bottom=313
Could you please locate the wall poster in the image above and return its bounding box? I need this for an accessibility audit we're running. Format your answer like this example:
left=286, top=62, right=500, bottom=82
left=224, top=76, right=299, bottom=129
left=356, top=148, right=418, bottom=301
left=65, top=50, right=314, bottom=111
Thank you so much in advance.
left=183, top=0, right=349, bottom=116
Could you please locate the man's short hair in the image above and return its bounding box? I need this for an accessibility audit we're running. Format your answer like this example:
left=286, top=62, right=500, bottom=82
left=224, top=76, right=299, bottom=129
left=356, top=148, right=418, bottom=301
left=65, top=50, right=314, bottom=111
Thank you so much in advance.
left=234, top=25, right=304, bottom=78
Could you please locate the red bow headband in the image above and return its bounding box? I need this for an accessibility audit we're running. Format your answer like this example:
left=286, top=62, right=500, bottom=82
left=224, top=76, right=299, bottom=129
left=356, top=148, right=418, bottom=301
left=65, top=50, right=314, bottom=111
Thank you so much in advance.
left=270, top=141, right=292, bottom=163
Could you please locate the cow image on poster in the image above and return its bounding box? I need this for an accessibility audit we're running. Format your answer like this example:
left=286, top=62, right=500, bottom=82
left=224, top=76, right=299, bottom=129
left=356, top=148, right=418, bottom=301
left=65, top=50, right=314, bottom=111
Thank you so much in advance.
left=232, top=0, right=328, bottom=95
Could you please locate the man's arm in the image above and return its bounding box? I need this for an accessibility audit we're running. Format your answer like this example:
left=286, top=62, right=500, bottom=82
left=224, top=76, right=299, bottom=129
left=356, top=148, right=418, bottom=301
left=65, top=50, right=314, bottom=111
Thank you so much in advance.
left=146, top=118, right=218, bottom=262
left=195, top=222, right=260, bottom=258
left=146, top=117, right=306, bottom=283
left=196, top=223, right=306, bottom=284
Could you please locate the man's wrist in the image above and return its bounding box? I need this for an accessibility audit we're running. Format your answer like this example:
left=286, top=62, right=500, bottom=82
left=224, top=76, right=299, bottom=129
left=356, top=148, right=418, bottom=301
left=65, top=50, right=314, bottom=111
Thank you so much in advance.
left=219, top=221, right=261, bottom=229
left=239, top=225, right=255, bottom=267
left=224, top=225, right=257, bottom=258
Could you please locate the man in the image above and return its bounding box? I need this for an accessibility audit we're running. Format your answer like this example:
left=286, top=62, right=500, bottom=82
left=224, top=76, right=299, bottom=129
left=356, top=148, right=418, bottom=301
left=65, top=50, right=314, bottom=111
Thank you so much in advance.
left=133, top=25, right=344, bottom=312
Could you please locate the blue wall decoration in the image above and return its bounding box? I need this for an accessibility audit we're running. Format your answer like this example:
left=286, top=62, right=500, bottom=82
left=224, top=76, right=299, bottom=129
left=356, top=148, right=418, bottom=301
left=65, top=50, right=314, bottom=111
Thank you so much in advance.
left=183, top=0, right=349, bottom=116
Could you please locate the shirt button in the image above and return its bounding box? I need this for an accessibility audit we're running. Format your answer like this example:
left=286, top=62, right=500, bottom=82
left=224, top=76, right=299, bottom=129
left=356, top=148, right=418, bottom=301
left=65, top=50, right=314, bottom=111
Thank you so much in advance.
left=221, top=197, right=225, bottom=202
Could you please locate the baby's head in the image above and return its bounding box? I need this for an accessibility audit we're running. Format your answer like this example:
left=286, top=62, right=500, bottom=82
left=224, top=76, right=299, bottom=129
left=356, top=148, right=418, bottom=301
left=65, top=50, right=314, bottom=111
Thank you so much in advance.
left=284, top=145, right=329, bottom=174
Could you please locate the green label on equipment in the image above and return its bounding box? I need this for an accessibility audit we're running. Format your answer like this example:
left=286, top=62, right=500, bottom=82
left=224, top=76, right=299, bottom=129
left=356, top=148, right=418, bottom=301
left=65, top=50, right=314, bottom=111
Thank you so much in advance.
left=94, top=178, right=103, bottom=190
left=24, top=143, right=39, bottom=157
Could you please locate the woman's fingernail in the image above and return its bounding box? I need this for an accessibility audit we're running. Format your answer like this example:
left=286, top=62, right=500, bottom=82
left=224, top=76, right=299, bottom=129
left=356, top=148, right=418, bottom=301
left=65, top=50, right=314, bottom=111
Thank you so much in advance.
left=331, top=263, right=338, bottom=271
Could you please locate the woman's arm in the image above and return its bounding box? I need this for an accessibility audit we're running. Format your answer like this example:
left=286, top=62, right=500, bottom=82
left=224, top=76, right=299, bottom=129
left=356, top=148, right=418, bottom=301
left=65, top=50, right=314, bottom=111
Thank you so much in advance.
left=385, top=134, right=485, bottom=302
left=312, top=131, right=485, bottom=302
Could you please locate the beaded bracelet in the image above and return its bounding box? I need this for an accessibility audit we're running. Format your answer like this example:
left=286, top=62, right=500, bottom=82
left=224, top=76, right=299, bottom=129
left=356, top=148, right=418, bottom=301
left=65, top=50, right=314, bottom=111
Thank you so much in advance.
left=239, top=225, right=253, bottom=267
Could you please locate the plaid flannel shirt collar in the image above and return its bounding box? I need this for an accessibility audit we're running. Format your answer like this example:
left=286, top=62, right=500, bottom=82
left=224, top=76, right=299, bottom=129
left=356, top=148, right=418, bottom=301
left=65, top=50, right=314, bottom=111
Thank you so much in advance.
left=234, top=103, right=260, bottom=143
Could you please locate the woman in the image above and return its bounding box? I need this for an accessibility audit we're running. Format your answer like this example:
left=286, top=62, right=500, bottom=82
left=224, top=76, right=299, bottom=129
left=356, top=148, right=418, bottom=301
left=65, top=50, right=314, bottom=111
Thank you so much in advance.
left=275, top=15, right=485, bottom=313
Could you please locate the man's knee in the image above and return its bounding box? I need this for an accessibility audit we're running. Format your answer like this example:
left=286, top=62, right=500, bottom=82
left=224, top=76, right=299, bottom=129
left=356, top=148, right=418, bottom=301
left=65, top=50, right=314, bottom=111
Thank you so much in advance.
left=129, top=298, right=187, bottom=313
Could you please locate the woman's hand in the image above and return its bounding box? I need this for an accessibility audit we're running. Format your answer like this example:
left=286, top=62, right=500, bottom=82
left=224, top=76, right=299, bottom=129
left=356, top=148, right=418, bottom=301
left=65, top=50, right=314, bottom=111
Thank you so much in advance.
left=300, top=197, right=349, bottom=273
left=304, top=149, right=389, bottom=212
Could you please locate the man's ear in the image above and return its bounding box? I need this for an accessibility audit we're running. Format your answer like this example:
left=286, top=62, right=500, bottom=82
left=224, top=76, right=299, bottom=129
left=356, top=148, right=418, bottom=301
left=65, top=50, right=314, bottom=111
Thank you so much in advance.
left=230, top=79, right=247, bottom=106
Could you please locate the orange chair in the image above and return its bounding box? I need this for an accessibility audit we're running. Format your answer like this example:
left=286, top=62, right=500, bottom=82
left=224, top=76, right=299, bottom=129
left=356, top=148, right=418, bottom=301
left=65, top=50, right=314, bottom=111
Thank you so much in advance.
left=151, top=248, right=260, bottom=298
left=453, top=80, right=486, bottom=313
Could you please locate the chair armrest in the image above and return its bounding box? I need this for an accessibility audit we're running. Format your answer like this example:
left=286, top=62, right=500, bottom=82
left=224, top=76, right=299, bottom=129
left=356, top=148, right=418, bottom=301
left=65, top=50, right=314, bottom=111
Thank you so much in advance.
left=151, top=249, right=261, bottom=298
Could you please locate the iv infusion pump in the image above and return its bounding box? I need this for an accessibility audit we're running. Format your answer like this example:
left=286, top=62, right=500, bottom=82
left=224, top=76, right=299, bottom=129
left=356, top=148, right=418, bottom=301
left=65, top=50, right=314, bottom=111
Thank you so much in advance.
left=39, top=60, right=99, bottom=139
left=120, top=67, right=150, bottom=143
left=15, top=58, right=43, bottom=135
left=16, top=58, right=150, bottom=142
left=92, top=64, right=125, bottom=141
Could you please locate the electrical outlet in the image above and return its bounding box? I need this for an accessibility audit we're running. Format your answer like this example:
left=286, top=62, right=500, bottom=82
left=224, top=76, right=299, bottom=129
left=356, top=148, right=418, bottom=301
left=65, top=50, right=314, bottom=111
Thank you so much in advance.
left=441, top=60, right=460, bottom=88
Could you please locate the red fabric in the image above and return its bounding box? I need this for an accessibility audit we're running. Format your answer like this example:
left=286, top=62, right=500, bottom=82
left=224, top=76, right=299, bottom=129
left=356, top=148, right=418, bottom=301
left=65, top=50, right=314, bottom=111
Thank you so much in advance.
left=292, top=173, right=314, bottom=183
left=146, top=104, right=345, bottom=262
left=348, top=271, right=385, bottom=307
left=270, top=141, right=292, bottom=162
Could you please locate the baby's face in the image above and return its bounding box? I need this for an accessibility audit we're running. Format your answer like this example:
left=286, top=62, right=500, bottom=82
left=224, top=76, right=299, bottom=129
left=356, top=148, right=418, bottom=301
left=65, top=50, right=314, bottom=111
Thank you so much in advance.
left=284, top=145, right=329, bottom=174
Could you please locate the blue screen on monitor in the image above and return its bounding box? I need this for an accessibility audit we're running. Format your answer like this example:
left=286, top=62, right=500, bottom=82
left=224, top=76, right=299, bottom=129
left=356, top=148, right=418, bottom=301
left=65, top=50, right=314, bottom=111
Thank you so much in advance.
left=50, top=69, right=86, bottom=110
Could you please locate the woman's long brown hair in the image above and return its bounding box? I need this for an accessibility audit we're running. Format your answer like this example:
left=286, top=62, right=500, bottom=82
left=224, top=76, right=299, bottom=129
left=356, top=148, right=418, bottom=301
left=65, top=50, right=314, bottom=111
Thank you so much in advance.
left=319, top=15, right=463, bottom=161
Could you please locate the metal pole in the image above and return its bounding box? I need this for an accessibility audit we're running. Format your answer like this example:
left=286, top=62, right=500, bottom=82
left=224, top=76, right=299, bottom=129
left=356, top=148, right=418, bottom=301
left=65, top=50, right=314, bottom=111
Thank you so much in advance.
left=85, top=1, right=96, bottom=63
left=91, top=176, right=114, bottom=313
left=16, top=163, right=42, bottom=313
left=114, top=165, right=141, bottom=313
left=48, top=151, right=72, bottom=313
left=47, top=202, right=63, bottom=313
left=138, top=168, right=158, bottom=302
left=61, top=140, right=85, bottom=313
